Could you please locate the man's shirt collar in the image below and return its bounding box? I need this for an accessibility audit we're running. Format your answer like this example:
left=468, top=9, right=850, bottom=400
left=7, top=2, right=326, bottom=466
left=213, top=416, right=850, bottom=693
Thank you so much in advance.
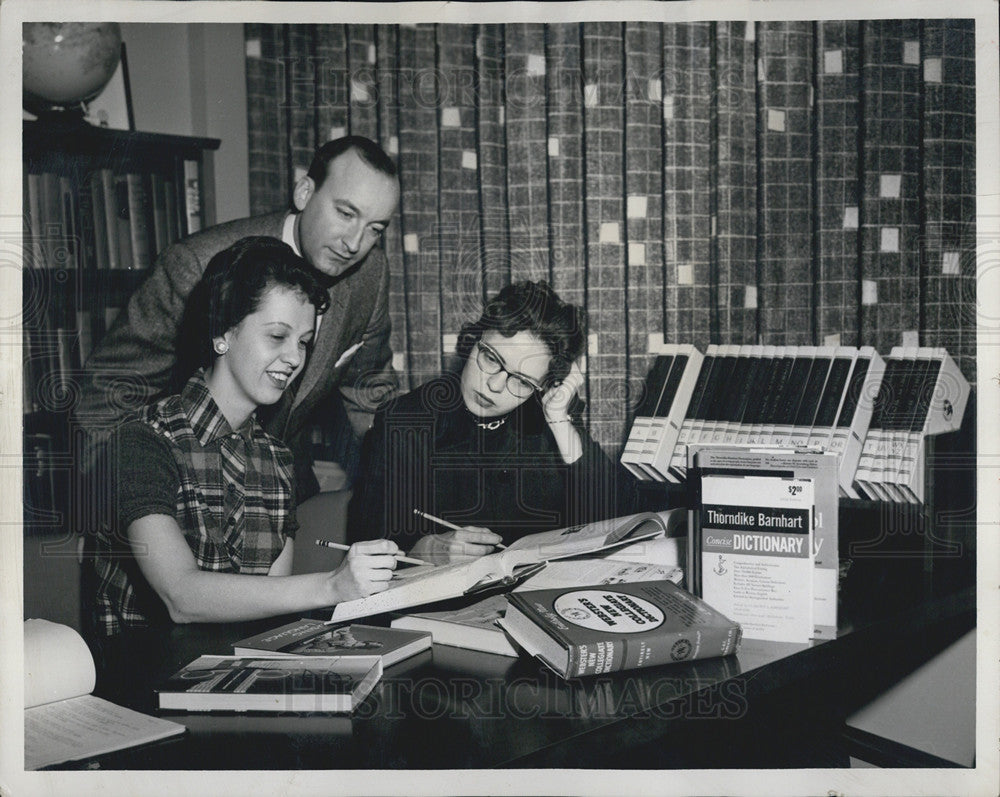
left=282, top=212, right=302, bottom=257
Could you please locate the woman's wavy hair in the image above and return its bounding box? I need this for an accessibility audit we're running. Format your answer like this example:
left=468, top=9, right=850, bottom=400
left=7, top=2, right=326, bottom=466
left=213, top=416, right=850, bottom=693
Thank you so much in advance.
left=180, top=236, right=330, bottom=370
left=455, top=280, right=586, bottom=389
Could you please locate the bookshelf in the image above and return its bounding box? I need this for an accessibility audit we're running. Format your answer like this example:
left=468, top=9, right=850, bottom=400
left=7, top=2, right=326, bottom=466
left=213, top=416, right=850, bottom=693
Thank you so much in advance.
left=626, top=345, right=977, bottom=593
left=22, top=119, right=220, bottom=534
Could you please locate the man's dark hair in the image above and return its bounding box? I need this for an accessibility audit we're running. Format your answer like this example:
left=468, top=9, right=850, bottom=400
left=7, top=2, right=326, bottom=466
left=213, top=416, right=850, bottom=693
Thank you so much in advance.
left=179, top=236, right=330, bottom=371
left=306, top=136, right=398, bottom=189
left=455, top=280, right=586, bottom=389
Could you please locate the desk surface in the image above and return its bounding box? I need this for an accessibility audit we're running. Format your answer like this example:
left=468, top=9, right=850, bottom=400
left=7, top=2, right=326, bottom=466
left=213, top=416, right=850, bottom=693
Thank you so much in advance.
left=84, top=571, right=974, bottom=770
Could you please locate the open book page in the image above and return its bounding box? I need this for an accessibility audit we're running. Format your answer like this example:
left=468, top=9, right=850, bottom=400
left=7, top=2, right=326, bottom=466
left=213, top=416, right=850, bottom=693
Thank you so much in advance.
left=329, top=553, right=513, bottom=623
left=25, top=695, right=185, bottom=770
left=23, top=619, right=185, bottom=769
left=513, top=558, right=684, bottom=591
left=328, top=512, right=670, bottom=623
left=24, top=618, right=95, bottom=708
left=603, top=535, right=686, bottom=568
left=499, top=511, right=669, bottom=564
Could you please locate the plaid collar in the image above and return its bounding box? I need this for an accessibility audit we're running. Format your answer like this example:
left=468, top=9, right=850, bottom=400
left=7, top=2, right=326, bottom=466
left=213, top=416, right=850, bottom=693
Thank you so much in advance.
left=180, top=368, right=261, bottom=447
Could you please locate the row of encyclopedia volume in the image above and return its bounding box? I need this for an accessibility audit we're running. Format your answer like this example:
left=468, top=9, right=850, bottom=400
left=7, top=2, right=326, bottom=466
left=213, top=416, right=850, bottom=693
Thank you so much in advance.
left=24, top=163, right=200, bottom=272
left=620, top=343, right=970, bottom=504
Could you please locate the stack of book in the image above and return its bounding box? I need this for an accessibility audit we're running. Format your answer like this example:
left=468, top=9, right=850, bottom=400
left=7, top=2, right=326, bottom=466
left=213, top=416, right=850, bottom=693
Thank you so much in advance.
left=620, top=344, right=969, bottom=502
left=24, top=164, right=200, bottom=274
left=158, top=623, right=432, bottom=714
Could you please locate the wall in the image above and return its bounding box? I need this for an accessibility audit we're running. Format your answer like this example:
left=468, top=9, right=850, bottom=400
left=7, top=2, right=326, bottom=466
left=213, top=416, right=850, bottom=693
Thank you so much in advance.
left=120, top=23, right=250, bottom=224
left=243, top=20, right=976, bottom=454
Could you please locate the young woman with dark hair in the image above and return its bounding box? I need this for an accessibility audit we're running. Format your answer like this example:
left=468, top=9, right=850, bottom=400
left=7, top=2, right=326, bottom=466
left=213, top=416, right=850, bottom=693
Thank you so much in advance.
left=91, top=237, right=400, bottom=635
left=348, top=280, right=626, bottom=564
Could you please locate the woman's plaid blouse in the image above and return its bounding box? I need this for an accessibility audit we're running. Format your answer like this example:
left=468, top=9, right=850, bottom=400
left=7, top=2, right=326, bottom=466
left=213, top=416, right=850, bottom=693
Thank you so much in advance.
left=92, top=369, right=298, bottom=634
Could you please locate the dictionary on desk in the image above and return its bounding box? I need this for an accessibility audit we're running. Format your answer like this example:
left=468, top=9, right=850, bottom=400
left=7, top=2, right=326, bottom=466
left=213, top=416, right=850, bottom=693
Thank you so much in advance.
left=686, top=445, right=839, bottom=643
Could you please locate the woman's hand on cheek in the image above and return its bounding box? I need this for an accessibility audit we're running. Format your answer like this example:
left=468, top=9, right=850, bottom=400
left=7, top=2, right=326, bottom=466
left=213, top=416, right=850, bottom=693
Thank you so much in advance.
left=409, top=526, right=504, bottom=565
left=542, top=359, right=585, bottom=424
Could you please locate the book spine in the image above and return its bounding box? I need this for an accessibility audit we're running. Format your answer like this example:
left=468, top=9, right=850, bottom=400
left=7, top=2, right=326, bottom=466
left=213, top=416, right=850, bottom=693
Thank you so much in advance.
left=789, top=348, right=833, bottom=447
left=126, top=173, right=153, bottom=269
left=771, top=347, right=815, bottom=447
left=651, top=346, right=705, bottom=483
left=745, top=346, right=778, bottom=445
left=163, top=177, right=180, bottom=246
left=733, top=346, right=768, bottom=445
left=114, top=175, right=134, bottom=269
left=26, top=173, right=45, bottom=269
left=709, top=346, right=744, bottom=445
left=149, top=173, right=169, bottom=255
left=882, top=349, right=924, bottom=502
left=38, top=173, right=64, bottom=268
left=640, top=352, right=685, bottom=481
left=88, top=172, right=110, bottom=271
left=722, top=346, right=755, bottom=444
left=184, top=160, right=202, bottom=234
left=58, top=177, right=78, bottom=270
left=703, top=347, right=738, bottom=446
left=876, top=348, right=915, bottom=501
left=669, top=353, right=715, bottom=480
left=897, top=352, right=940, bottom=503
left=568, top=621, right=741, bottom=677
left=854, top=354, right=898, bottom=499
left=76, top=310, right=94, bottom=366
left=621, top=354, right=674, bottom=480
left=99, top=170, right=120, bottom=270
left=54, top=327, right=75, bottom=394
left=832, top=348, right=884, bottom=498
left=759, top=348, right=795, bottom=446
left=806, top=347, right=856, bottom=450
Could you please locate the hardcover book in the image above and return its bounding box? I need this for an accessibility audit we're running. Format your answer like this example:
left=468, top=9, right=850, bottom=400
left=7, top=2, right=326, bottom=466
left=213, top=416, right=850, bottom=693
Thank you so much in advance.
left=157, top=655, right=382, bottom=714
left=232, top=621, right=431, bottom=666
left=497, top=579, right=741, bottom=679
left=620, top=353, right=674, bottom=480
left=328, top=511, right=673, bottom=623
left=391, top=594, right=519, bottom=657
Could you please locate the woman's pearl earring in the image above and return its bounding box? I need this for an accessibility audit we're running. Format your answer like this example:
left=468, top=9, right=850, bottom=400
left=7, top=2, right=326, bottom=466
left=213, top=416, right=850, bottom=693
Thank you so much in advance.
left=214, top=340, right=229, bottom=355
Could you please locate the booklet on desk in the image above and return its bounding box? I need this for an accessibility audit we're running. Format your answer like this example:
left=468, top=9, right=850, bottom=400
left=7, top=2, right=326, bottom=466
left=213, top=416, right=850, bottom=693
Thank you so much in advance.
left=24, top=618, right=186, bottom=770
left=329, top=510, right=675, bottom=623
left=232, top=620, right=431, bottom=666
left=158, top=655, right=382, bottom=713
left=498, top=579, right=741, bottom=680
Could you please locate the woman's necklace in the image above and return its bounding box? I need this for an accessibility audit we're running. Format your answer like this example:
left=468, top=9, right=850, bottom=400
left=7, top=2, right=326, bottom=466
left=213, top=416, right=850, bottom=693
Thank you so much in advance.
left=475, top=416, right=506, bottom=431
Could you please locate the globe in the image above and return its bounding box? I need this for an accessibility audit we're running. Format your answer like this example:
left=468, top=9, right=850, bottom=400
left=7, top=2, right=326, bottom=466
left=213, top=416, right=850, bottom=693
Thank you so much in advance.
left=23, top=22, right=122, bottom=114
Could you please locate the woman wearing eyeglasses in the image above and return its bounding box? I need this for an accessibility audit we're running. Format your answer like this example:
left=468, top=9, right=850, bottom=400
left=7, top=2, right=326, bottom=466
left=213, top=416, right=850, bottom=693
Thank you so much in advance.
left=347, top=280, right=625, bottom=564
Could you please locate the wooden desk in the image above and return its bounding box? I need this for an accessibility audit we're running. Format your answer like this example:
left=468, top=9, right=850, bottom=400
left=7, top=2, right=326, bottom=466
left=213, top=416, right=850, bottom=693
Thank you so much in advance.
left=78, top=567, right=974, bottom=770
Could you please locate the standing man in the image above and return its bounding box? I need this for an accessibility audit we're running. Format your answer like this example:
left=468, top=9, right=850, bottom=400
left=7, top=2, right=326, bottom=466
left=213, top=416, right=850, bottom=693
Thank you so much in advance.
left=77, top=136, right=401, bottom=500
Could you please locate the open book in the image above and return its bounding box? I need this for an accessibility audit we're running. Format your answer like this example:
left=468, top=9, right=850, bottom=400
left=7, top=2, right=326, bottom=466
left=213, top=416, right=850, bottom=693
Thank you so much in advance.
left=24, top=619, right=186, bottom=769
left=329, top=510, right=677, bottom=623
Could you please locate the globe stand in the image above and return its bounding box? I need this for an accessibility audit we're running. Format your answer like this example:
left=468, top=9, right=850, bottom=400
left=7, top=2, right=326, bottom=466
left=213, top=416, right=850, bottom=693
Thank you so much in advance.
left=27, top=105, right=90, bottom=129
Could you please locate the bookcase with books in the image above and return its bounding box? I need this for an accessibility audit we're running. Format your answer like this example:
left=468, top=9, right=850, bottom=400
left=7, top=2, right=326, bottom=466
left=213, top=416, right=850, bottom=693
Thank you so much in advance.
left=22, top=119, right=220, bottom=533
left=623, top=343, right=977, bottom=591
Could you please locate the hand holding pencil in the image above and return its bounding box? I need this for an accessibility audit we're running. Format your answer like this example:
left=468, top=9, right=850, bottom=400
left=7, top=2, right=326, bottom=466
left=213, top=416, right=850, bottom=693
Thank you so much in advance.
left=408, top=509, right=506, bottom=565
left=316, top=538, right=404, bottom=603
